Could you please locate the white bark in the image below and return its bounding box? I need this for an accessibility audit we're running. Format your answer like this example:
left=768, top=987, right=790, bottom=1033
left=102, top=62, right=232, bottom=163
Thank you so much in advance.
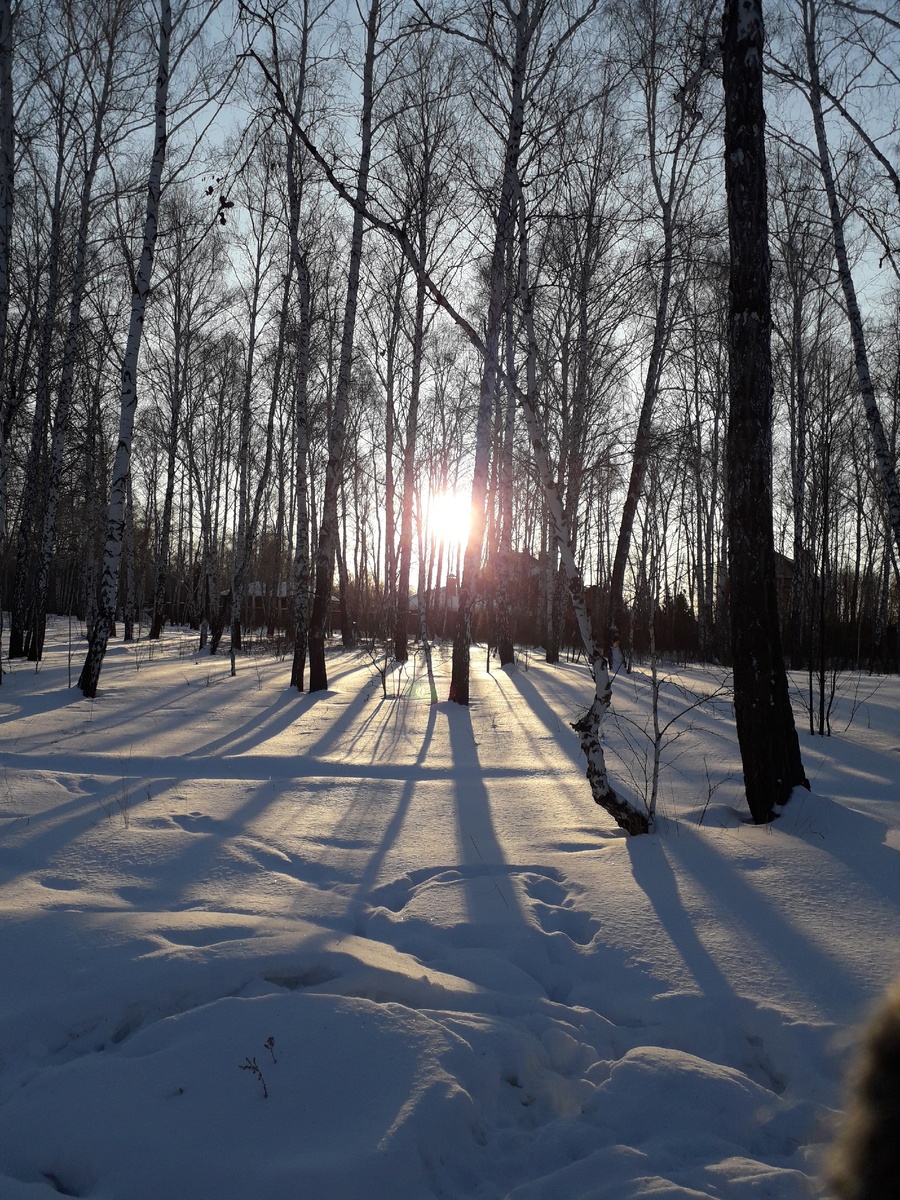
left=0, top=0, right=13, bottom=682
left=32, top=34, right=116, bottom=661
left=0, top=0, right=12, bottom=550
left=802, top=0, right=900, bottom=559
left=79, top=0, right=171, bottom=697
left=307, top=0, right=379, bottom=691
left=515, top=215, right=648, bottom=832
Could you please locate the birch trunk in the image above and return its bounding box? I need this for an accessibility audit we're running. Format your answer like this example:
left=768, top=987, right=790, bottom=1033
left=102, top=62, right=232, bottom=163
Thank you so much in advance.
left=801, top=0, right=900, bottom=559
left=450, top=10, right=528, bottom=705
left=9, top=143, right=65, bottom=660
left=383, top=262, right=404, bottom=632
left=722, top=0, right=807, bottom=821
left=29, top=35, right=116, bottom=661
left=122, top=472, right=136, bottom=642
left=79, top=0, right=171, bottom=698
left=287, top=194, right=311, bottom=690
left=228, top=229, right=263, bottom=662
left=494, top=235, right=518, bottom=667
left=230, top=258, right=288, bottom=663
left=394, top=233, right=427, bottom=663
left=0, top=2, right=12, bottom=663
left=149, top=306, right=186, bottom=640
left=307, top=0, right=379, bottom=691
left=514, top=175, right=648, bottom=833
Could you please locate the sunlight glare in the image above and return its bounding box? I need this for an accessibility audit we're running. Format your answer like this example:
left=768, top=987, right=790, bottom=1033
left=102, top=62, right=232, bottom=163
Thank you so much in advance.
left=428, top=489, right=471, bottom=547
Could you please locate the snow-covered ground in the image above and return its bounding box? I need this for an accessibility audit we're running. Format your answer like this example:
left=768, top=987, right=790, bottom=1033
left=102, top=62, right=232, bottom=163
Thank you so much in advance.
left=0, top=624, right=897, bottom=1199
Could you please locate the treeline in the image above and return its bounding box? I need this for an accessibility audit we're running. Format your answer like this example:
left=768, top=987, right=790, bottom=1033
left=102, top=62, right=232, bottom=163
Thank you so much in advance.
left=0, top=0, right=899, bottom=698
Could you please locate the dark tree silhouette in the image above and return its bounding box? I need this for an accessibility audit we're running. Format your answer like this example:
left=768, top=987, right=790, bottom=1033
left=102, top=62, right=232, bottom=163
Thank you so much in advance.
left=721, top=0, right=808, bottom=821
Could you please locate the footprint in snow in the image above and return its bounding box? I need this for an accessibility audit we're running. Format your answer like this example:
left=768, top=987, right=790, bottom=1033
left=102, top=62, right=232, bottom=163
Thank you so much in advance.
left=170, top=812, right=219, bottom=834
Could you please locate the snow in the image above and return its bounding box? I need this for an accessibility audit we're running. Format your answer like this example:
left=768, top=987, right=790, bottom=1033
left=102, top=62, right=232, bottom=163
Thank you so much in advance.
left=1, top=624, right=898, bottom=1199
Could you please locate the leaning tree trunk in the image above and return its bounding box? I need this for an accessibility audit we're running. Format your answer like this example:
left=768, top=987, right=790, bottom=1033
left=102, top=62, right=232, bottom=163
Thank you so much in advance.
left=607, top=205, right=674, bottom=659
left=801, top=0, right=900, bottom=560
left=79, top=0, right=171, bottom=698
left=513, top=177, right=648, bottom=833
left=722, top=0, right=807, bottom=821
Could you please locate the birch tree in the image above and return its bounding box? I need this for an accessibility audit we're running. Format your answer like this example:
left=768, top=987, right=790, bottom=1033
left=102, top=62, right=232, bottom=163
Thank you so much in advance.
left=27, top=0, right=148, bottom=662
left=79, top=0, right=173, bottom=697
left=291, top=0, right=382, bottom=691
left=147, top=193, right=224, bottom=641
left=79, top=0, right=229, bottom=696
left=607, top=0, right=720, bottom=658
left=382, top=37, right=462, bottom=663
left=722, top=0, right=808, bottom=821
left=0, top=0, right=13, bottom=679
left=7, top=9, right=91, bottom=660
left=795, top=0, right=900, bottom=562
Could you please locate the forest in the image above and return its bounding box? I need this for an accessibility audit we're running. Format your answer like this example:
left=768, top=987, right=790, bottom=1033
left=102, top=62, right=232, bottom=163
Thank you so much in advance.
left=1, top=0, right=899, bottom=779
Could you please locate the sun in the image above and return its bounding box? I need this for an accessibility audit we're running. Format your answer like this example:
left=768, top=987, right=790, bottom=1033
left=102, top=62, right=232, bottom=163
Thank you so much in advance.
left=427, top=489, right=471, bottom=548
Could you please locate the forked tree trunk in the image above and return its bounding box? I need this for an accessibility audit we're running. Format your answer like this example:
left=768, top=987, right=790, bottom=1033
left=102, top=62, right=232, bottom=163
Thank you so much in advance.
left=79, top=0, right=171, bottom=698
left=722, top=0, right=807, bottom=820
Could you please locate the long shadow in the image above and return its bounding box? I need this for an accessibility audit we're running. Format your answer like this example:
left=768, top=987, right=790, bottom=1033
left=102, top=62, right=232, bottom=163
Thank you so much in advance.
left=344, top=704, right=439, bottom=932
left=627, top=838, right=735, bottom=1001
left=659, top=828, right=870, bottom=1021
left=445, top=703, right=527, bottom=924
left=303, top=686, right=375, bottom=760
left=499, top=666, right=584, bottom=770
left=5, top=647, right=367, bottom=764
left=0, top=789, right=120, bottom=890
left=780, top=785, right=900, bottom=903
left=0, top=747, right=541, bottom=785
left=158, top=773, right=340, bottom=915
left=0, top=685, right=84, bottom=726
left=186, top=689, right=323, bottom=759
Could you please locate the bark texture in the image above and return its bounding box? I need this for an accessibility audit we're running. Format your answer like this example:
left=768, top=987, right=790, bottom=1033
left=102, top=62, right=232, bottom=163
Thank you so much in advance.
left=801, top=0, right=900, bottom=561
left=0, top=0, right=13, bottom=681
left=722, top=0, right=807, bottom=821
left=307, top=0, right=378, bottom=692
left=79, top=0, right=171, bottom=698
